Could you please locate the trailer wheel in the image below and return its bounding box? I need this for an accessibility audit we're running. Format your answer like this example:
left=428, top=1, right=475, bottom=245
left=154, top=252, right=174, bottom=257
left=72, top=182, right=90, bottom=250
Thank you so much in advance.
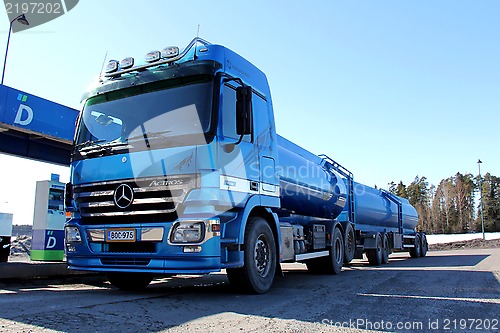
left=409, top=234, right=422, bottom=258
left=227, top=217, right=276, bottom=294
left=381, top=234, right=390, bottom=264
left=107, top=272, right=154, bottom=291
left=306, top=227, right=344, bottom=275
left=344, top=223, right=356, bottom=264
left=419, top=233, right=428, bottom=257
left=330, top=227, right=344, bottom=274
left=367, top=233, right=383, bottom=266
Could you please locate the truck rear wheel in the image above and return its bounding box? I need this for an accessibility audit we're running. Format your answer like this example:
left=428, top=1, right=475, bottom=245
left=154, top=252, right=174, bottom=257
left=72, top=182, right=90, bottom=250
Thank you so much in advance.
left=367, top=233, right=383, bottom=266
left=306, top=227, right=344, bottom=275
left=419, top=233, right=428, bottom=257
left=107, top=272, right=154, bottom=291
left=227, top=217, right=276, bottom=294
left=409, top=234, right=422, bottom=258
left=344, top=223, right=355, bottom=264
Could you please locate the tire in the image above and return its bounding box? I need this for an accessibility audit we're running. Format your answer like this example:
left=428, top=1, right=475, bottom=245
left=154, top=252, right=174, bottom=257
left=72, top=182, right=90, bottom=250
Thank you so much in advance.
left=306, top=227, right=344, bottom=275
left=344, top=223, right=356, bottom=264
left=226, top=217, right=277, bottom=294
left=419, top=233, right=428, bottom=257
left=409, top=234, right=422, bottom=258
left=381, top=234, right=390, bottom=264
left=367, top=233, right=383, bottom=266
left=107, top=272, right=154, bottom=291
left=305, top=258, right=322, bottom=273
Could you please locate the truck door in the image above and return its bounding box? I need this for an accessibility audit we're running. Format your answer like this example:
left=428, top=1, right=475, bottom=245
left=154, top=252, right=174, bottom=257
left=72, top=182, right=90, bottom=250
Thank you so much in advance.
left=219, top=83, right=259, bottom=205
left=252, top=95, right=279, bottom=201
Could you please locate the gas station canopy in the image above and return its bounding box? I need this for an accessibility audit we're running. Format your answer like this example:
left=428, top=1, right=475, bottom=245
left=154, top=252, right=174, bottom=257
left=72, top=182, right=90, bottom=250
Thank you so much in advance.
left=0, top=85, right=78, bottom=165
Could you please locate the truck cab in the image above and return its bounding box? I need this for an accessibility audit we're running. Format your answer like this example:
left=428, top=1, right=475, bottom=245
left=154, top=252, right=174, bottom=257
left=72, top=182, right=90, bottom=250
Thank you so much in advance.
left=65, top=38, right=282, bottom=293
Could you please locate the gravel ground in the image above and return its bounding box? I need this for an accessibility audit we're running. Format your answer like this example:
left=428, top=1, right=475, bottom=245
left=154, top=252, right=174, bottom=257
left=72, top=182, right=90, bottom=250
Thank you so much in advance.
left=1, top=248, right=499, bottom=333
left=430, top=238, right=500, bottom=251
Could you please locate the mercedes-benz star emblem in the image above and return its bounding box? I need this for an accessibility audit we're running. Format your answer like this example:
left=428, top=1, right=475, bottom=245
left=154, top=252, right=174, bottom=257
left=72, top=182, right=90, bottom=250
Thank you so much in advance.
left=114, top=184, right=134, bottom=209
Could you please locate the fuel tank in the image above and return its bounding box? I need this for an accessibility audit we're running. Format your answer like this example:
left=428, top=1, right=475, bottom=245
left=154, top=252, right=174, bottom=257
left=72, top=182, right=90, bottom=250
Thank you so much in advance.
left=277, top=136, right=347, bottom=220
left=276, top=136, right=418, bottom=231
left=349, top=182, right=418, bottom=231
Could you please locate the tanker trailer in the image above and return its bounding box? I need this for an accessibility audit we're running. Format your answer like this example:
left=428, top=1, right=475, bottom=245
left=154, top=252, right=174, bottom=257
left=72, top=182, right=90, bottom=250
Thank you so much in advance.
left=274, top=137, right=427, bottom=272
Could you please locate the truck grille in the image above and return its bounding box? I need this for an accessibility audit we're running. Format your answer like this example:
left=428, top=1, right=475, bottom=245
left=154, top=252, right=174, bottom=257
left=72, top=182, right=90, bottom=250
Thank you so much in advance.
left=100, top=258, right=152, bottom=266
left=96, top=242, right=157, bottom=253
left=74, top=175, right=197, bottom=223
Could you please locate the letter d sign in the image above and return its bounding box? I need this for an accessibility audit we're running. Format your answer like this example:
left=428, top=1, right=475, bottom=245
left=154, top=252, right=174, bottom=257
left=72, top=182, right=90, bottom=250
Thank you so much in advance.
left=14, top=104, right=33, bottom=126
left=46, top=236, right=57, bottom=249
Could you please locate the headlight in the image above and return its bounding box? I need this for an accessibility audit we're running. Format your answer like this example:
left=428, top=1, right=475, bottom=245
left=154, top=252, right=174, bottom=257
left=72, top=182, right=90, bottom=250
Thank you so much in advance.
left=170, top=222, right=205, bottom=243
left=65, top=226, right=82, bottom=243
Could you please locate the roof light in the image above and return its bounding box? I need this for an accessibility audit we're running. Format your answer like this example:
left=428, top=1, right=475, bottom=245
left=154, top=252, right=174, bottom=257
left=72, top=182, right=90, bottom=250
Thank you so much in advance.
left=161, top=46, right=179, bottom=59
left=145, top=50, right=161, bottom=63
left=104, top=60, right=119, bottom=73
left=119, top=57, right=134, bottom=70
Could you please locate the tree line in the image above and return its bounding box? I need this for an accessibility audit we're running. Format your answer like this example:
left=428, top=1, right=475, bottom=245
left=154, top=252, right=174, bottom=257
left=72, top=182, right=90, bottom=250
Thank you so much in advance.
left=387, top=172, right=500, bottom=234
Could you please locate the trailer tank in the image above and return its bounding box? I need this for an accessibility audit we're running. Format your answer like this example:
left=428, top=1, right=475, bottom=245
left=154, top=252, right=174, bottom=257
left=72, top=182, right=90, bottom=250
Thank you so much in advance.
left=348, top=182, right=418, bottom=231
left=276, top=136, right=418, bottom=231
left=277, top=136, right=347, bottom=220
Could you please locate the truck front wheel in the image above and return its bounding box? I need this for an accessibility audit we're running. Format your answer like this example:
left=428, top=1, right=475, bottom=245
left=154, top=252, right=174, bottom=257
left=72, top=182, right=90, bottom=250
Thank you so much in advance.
left=107, top=272, right=154, bottom=291
left=227, top=217, right=277, bottom=294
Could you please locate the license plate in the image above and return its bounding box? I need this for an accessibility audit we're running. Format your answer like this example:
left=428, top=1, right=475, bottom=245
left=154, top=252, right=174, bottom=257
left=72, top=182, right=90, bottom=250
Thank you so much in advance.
left=106, top=228, right=136, bottom=242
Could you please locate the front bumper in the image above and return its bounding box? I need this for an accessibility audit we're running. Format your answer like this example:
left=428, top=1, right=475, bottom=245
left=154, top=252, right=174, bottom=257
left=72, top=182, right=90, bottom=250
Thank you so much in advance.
left=65, top=219, right=221, bottom=275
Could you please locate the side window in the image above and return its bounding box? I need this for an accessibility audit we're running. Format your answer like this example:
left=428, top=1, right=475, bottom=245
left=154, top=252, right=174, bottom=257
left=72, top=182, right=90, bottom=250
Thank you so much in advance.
left=221, top=85, right=251, bottom=142
left=253, top=95, right=270, bottom=148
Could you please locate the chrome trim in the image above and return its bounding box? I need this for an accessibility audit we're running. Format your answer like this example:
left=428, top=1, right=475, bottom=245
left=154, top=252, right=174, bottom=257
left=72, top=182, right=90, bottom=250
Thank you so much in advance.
left=78, top=190, right=114, bottom=197
left=84, top=209, right=176, bottom=217
left=104, top=37, right=211, bottom=78
left=295, top=251, right=330, bottom=261
left=142, top=228, right=164, bottom=242
left=132, top=197, right=180, bottom=204
left=79, top=201, right=115, bottom=208
left=87, top=227, right=164, bottom=242
left=87, top=229, right=105, bottom=242
left=74, top=174, right=197, bottom=219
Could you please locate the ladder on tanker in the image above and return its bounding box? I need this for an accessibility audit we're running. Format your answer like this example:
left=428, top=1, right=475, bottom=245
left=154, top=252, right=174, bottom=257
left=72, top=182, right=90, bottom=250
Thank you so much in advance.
left=318, top=154, right=355, bottom=224
left=380, top=189, right=403, bottom=235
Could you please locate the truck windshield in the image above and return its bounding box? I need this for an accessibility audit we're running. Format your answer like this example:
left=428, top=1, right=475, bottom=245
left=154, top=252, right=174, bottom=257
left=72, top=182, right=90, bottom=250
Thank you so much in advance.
left=74, top=77, right=213, bottom=156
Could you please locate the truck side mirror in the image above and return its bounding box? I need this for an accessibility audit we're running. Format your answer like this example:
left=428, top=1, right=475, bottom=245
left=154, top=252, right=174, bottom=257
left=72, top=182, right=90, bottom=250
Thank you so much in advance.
left=236, top=86, right=253, bottom=136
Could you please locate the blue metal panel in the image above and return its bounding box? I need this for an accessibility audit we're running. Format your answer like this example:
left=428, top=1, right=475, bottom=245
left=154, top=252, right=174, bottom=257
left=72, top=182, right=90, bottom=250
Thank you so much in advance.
left=338, top=182, right=418, bottom=231
left=276, top=135, right=348, bottom=220
left=0, top=85, right=78, bottom=142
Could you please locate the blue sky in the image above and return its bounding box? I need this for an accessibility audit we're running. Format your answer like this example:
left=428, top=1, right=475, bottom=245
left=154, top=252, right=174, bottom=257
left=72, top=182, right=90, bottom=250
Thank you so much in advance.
left=0, top=0, right=499, bottom=225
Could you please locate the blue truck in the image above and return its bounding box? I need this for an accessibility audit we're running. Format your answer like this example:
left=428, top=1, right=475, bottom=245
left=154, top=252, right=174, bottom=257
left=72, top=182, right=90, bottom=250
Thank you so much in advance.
left=64, top=38, right=427, bottom=294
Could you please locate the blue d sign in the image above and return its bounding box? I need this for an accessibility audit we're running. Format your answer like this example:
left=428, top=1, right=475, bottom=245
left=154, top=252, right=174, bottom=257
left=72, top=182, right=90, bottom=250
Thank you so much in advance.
left=44, top=230, right=64, bottom=250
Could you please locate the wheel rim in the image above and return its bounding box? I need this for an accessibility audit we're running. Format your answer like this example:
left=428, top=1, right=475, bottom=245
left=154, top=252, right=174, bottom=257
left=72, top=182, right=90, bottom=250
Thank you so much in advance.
left=335, top=237, right=342, bottom=264
left=254, top=234, right=271, bottom=277
left=347, top=231, right=354, bottom=254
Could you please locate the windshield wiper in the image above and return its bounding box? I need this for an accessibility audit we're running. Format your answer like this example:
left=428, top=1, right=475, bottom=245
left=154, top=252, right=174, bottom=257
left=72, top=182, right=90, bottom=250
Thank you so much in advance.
left=74, top=139, right=107, bottom=150
left=126, top=130, right=172, bottom=142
